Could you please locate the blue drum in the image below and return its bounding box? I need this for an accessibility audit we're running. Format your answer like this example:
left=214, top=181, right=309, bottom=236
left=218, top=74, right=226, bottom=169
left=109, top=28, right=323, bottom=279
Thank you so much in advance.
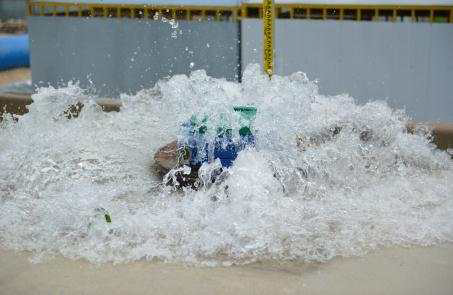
left=0, top=35, right=30, bottom=70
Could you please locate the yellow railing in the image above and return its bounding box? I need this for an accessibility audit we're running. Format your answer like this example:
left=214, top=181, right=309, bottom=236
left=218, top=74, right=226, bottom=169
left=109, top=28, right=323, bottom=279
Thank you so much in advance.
left=244, top=4, right=453, bottom=23
left=28, top=1, right=453, bottom=23
left=28, top=2, right=241, bottom=21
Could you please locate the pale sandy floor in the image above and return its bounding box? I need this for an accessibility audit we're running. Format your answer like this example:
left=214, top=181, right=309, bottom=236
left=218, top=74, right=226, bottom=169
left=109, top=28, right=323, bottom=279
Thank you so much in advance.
left=1, top=244, right=452, bottom=295
left=0, top=68, right=30, bottom=86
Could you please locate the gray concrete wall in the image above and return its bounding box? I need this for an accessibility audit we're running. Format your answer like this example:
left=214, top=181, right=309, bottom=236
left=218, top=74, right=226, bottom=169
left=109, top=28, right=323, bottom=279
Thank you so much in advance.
left=242, top=20, right=453, bottom=122
left=0, top=0, right=27, bottom=20
left=29, top=17, right=240, bottom=97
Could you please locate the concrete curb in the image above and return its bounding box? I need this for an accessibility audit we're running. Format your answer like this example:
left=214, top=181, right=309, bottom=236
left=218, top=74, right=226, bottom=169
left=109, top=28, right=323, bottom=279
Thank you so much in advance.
left=406, top=122, right=453, bottom=151
left=0, top=92, right=121, bottom=119
left=1, top=92, right=452, bottom=152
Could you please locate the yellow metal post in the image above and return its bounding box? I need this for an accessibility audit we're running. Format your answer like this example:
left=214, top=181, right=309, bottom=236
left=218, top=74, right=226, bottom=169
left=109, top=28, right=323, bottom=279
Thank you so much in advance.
left=263, top=0, right=274, bottom=77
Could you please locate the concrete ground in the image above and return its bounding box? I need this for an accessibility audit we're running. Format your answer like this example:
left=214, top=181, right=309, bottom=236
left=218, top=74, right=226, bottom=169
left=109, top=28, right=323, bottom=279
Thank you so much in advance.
left=0, top=67, right=30, bottom=86
left=0, top=244, right=452, bottom=295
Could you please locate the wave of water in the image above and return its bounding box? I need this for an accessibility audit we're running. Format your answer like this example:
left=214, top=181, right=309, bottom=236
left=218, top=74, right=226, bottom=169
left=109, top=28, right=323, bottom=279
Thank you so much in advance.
left=0, top=80, right=32, bottom=93
left=0, top=65, right=452, bottom=265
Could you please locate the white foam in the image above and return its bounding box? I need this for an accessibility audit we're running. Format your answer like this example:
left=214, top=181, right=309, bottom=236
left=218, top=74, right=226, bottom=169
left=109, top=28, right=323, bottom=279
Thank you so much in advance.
left=0, top=65, right=452, bottom=265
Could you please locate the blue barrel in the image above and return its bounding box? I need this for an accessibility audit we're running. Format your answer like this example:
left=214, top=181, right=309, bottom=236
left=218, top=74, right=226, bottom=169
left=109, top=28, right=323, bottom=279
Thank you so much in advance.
left=0, top=35, right=30, bottom=71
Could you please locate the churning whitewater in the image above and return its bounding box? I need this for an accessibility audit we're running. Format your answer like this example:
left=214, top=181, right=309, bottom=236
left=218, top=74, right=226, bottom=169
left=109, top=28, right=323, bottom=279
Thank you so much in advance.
left=1, top=65, right=452, bottom=265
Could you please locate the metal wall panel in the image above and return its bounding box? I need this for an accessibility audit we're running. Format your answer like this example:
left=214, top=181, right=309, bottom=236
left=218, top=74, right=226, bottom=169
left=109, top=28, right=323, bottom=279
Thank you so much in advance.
left=0, top=0, right=27, bottom=20
left=242, top=19, right=453, bottom=122
left=29, top=17, right=240, bottom=97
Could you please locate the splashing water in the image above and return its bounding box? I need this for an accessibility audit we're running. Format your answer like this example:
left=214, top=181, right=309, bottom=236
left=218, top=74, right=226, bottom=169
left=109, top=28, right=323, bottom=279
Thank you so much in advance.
left=153, top=12, right=180, bottom=39
left=0, top=65, right=452, bottom=265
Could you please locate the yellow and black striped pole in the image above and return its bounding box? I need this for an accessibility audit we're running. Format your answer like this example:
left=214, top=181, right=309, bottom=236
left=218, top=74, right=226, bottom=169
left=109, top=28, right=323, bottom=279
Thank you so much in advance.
left=263, top=0, right=275, bottom=77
